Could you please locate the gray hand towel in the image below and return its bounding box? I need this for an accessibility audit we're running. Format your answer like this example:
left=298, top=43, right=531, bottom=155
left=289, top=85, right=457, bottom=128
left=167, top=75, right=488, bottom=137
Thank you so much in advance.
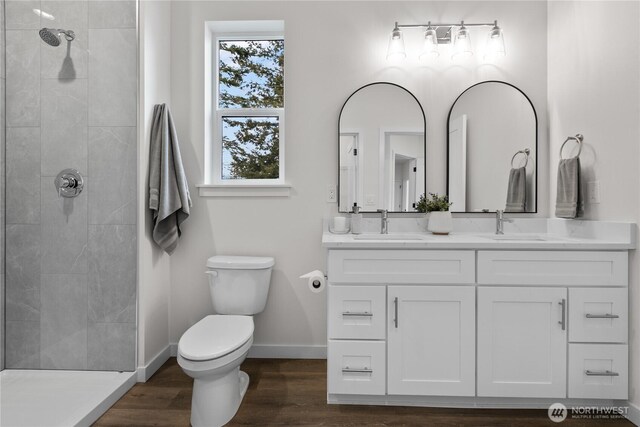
left=149, top=104, right=192, bottom=255
left=505, top=167, right=526, bottom=213
left=555, top=157, right=583, bottom=218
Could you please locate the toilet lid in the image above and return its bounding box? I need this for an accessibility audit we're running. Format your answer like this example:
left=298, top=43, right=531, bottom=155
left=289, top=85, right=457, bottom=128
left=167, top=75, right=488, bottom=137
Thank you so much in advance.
left=178, top=315, right=254, bottom=361
left=206, top=255, right=274, bottom=270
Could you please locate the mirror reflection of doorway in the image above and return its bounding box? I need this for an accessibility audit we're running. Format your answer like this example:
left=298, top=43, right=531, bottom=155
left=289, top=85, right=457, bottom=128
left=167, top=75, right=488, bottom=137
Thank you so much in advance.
left=392, top=154, right=416, bottom=211
left=382, top=132, right=424, bottom=212
left=339, top=133, right=362, bottom=209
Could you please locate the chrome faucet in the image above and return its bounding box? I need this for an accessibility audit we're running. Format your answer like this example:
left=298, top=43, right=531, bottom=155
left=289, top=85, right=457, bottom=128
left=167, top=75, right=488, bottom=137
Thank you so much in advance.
left=377, top=209, right=389, bottom=234
left=495, top=210, right=513, bottom=235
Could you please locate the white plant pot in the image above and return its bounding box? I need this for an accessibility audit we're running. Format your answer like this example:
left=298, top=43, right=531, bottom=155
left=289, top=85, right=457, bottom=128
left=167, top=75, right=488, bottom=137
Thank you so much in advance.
left=427, top=211, right=453, bottom=235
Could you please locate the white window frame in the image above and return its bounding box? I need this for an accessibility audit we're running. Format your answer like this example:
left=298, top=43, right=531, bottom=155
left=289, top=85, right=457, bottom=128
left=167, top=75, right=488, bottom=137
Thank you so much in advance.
left=212, top=32, right=285, bottom=186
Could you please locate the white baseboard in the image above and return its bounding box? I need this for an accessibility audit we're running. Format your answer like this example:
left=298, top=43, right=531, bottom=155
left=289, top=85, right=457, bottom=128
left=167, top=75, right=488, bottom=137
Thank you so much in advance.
left=248, top=344, right=326, bottom=359
left=136, top=346, right=172, bottom=382
left=627, top=401, right=640, bottom=426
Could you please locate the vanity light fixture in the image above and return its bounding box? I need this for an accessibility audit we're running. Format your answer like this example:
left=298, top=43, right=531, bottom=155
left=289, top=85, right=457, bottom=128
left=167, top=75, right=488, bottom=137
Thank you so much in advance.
left=387, top=20, right=505, bottom=61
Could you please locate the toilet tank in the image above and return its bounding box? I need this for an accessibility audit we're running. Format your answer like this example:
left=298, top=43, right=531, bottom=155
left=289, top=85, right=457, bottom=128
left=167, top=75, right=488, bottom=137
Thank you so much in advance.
left=206, top=256, right=274, bottom=315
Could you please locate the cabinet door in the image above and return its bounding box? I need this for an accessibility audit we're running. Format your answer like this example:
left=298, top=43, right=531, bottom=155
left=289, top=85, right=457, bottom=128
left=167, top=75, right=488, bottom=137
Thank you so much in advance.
left=387, top=286, right=475, bottom=396
left=477, top=287, right=567, bottom=398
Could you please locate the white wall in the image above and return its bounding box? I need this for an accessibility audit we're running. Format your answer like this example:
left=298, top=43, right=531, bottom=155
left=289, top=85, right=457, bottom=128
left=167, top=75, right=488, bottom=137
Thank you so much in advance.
left=167, top=1, right=548, bottom=350
left=547, top=0, right=640, bottom=410
left=137, top=0, right=172, bottom=369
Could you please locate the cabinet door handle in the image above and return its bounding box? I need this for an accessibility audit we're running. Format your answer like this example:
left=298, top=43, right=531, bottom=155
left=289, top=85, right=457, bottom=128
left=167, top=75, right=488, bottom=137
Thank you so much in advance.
left=341, top=311, right=373, bottom=317
left=585, top=313, right=619, bottom=319
left=342, top=367, right=373, bottom=374
left=558, top=299, right=566, bottom=330
left=585, top=370, right=619, bottom=377
left=394, top=297, right=399, bottom=328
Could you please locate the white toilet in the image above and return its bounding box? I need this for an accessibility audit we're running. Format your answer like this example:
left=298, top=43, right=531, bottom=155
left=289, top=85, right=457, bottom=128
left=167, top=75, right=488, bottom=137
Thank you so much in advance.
left=177, top=255, right=274, bottom=427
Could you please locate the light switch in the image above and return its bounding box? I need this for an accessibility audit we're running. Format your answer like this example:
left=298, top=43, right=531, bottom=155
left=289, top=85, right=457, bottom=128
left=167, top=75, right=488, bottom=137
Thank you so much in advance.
left=327, top=185, right=337, bottom=202
left=587, top=181, right=601, bottom=204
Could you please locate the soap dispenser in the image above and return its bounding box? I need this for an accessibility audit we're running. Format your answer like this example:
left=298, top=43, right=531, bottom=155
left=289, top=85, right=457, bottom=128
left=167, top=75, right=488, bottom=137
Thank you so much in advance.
left=351, top=203, right=362, bottom=234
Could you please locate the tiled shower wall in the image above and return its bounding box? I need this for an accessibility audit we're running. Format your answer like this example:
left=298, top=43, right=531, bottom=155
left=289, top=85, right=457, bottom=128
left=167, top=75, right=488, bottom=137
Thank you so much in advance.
left=4, top=0, right=137, bottom=371
left=1, top=0, right=6, bottom=371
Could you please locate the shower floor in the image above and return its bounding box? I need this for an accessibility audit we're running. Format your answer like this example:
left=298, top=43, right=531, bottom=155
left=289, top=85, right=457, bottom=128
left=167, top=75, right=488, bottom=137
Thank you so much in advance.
left=0, top=369, right=136, bottom=427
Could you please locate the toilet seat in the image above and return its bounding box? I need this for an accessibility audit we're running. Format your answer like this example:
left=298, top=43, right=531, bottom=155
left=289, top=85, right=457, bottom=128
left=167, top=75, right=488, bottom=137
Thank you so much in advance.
left=178, top=315, right=254, bottom=361
left=207, top=255, right=274, bottom=270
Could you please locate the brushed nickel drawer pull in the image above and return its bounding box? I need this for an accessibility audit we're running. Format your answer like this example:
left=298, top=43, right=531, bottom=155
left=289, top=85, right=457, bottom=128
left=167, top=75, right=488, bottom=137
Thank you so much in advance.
left=585, top=370, right=619, bottom=377
left=586, top=313, right=619, bottom=319
left=342, top=367, right=373, bottom=374
left=558, top=299, right=566, bottom=331
left=341, top=311, right=373, bottom=317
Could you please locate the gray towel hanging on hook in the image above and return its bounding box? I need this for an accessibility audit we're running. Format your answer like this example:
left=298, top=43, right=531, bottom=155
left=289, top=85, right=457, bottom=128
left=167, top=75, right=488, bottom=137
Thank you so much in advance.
left=149, top=103, right=192, bottom=255
left=505, top=148, right=529, bottom=212
left=555, top=134, right=584, bottom=219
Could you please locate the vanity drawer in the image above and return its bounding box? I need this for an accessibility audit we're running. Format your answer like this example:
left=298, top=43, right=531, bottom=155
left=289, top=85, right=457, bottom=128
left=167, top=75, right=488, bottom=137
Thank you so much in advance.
left=328, top=250, right=475, bottom=284
left=477, top=251, right=627, bottom=286
left=328, top=285, right=386, bottom=339
left=569, top=288, right=628, bottom=343
left=568, top=344, right=628, bottom=399
left=328, top=340, right=386, bottom=395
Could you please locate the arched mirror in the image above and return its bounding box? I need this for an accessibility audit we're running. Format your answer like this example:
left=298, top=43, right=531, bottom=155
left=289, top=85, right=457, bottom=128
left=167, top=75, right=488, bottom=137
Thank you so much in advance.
left=338, top=82, right=426, bottom=213
left=447, top=81, right=537, bottom=213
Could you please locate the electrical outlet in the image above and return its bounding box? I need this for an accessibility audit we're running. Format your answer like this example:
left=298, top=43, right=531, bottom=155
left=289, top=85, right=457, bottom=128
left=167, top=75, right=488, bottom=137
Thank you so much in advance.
left=365, top=194, right=376, bottom=206
left=327, top=185, right=337, bottom=203
left=587, top=181, right=601, bottom=204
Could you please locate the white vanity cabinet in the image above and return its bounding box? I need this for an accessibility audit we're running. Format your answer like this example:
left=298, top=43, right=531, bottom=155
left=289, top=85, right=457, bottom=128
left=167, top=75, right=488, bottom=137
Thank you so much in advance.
left=327, top=249, right=476, bottom=398
left=476, top=250, right=629, bottom=400
left=325, top=244, right=631, bottom=407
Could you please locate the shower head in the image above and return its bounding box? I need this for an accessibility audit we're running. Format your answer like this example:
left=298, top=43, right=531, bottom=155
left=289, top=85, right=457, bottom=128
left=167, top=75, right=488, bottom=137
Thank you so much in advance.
left=39, top=28, right=75, bottom=47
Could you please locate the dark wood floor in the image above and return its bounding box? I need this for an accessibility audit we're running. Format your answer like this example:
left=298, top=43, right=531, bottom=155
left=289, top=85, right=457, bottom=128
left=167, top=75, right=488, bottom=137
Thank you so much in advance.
left=94, top=358, right=633, bottom=426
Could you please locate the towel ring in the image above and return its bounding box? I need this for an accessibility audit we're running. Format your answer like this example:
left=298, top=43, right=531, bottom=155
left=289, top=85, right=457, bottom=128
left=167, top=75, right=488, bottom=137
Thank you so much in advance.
left=511, top=148, right=530, bottom=168
left=560, top=134, right=583, bottom=159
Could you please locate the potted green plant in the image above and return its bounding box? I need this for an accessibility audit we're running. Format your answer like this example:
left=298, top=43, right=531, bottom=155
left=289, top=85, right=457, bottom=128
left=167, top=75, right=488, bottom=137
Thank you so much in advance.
left=417, top=193, right=453, bottom=235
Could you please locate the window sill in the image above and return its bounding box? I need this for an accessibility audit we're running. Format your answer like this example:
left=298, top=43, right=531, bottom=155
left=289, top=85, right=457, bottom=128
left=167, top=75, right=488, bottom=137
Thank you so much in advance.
left=197, top=183, right=292, bottom=197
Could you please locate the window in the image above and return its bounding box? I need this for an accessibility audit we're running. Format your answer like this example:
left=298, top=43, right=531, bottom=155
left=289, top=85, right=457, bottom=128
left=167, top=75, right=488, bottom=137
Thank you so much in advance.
left=213, top=33, right=285, bottom=185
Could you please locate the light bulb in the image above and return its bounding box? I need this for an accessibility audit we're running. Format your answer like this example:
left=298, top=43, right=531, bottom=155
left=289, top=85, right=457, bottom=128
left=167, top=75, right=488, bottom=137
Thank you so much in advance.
left=419, top=26, right=439, bottom=60
left=386, top=24, right=406, bottom=61
left=452, top=23, right=473, bottom=59
left=484, top=21, right=506, bottom=60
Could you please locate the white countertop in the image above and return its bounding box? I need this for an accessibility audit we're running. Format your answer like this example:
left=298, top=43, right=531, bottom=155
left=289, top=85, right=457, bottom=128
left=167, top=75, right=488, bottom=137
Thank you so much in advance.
left=322, top=218, right=636, bottom=250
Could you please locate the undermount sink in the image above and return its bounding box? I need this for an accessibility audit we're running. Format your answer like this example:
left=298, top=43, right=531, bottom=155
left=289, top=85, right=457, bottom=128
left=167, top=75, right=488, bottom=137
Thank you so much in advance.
left=481, top=234, right=548, bottom=241
left=353, top=233, right=427, bottom=241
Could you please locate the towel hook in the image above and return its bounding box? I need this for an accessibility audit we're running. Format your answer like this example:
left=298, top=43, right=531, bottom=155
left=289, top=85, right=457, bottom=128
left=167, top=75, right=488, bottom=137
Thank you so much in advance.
left=511, top=148, right=530, bottom=168
left=560, top=134, right=583, bottom=159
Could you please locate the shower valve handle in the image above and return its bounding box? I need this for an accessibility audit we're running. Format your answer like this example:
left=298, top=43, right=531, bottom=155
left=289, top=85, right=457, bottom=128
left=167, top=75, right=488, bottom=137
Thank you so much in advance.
left=58, top=177, right=76, bottom=189
left=55, top=169, right=84, bottom=198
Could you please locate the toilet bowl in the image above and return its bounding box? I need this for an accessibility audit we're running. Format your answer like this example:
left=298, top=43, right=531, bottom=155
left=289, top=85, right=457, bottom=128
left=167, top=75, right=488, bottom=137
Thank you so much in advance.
left=178, top=315, right=254, bottom=427
left=177, top=255, right=274, bottom=427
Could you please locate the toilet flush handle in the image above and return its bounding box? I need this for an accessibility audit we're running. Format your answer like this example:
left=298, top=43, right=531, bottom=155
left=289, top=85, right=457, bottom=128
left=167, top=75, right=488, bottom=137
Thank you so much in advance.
left=205, top=270, right=218, bottom=277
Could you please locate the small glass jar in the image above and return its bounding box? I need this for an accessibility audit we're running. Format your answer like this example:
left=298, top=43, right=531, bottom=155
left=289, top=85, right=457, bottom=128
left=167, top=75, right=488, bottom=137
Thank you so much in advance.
left=329, top=216, right=351, bottom=234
